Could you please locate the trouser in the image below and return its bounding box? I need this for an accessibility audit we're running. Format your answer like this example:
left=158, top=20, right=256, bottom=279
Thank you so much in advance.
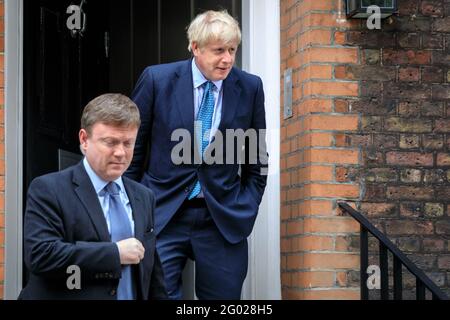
left=156, top=198, right=248, bottom=300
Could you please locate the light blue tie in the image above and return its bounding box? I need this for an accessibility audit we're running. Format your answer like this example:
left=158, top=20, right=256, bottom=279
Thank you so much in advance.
left=188, top=81, right=215, bottom=199
left=106, top=182, right=135, bottom=300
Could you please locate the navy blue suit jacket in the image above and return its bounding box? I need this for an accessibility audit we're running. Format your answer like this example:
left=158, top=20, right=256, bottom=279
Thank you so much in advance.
left=19, top=162, right=167, bottom=300
left=126, top=59, right=268, bottom=244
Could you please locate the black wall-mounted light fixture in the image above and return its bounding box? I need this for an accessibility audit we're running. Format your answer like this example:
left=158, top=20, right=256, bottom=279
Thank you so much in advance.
left=346, top=0, right=397, bottom=19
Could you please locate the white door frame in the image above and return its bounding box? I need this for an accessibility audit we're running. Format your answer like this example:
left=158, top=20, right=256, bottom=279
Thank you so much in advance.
left=4, top=0, right=24, bottom=300
left=242, top=0, right=281, bottom=300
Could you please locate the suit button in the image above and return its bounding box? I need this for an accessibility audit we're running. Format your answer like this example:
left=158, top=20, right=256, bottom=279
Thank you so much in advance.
left=110, top=289, right=116, bottom=296
left=150, top=228, right=154, bottom=233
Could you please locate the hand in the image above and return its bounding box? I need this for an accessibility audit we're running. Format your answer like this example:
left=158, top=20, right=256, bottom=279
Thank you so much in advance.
left=116, top=238, right=145, bottom=265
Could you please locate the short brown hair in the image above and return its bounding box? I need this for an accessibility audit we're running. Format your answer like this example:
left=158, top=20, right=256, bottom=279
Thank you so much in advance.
left=81, top=94, right=140, bottom=135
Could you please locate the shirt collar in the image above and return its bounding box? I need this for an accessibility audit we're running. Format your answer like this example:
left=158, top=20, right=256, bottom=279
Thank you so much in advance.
left=83, top=157, right=126, bottom=197
left=191, top=58, right=223, bottom=91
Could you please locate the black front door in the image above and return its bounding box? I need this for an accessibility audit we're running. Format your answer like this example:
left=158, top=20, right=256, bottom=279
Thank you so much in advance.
left=24, top=0, right=110, bottom=189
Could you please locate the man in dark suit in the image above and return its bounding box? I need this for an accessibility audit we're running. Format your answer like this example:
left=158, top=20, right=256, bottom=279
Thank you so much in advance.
left=19, top=94, right=167, bottom=300
left=127, top=10, right=268, bottom=299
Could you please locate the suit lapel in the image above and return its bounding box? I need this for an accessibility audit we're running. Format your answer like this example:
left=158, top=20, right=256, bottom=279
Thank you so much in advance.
left=72, top=162, right=110, bottom=241
left=219, top=69, right=241, bottom=131
left=122, top=178, right=145, bottom=241
left=173, top=59, right=195, bottom=138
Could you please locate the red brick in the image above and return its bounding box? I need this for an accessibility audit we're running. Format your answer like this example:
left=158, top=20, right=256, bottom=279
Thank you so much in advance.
left=298, top=99, right=333, bottom=115
left=287, top=55, right=302, bottom=69
left=293, top=235, right=334, bottom=252
left=300, top=13, right=354, bottom=30
left=303, top=253, right=359, bottom=269
left=387, top=186, right=434, bottom=200
left=302, top=289, right=360, bottom=300
left=303, top=217, right=360, bottom=233
left=296, top=200, right=334, bottom=217
left=304, top=115, right=359, bottom=131
left=335, top=99, right=349, bottom=113
left=282, top=288, right=305, bottom=300
left=304, top=47, right=358, bottom=64
left=336, top=167, right=349, bottom=182
left=293, top=271, right=335, bottom=288
left=299, top=165, right=333, bottom=182
left=304, top=81, right=358, bottom=97
left=286, top=121, right=302, bottom=137
left=383, top=50, right=431, bottom=65
left=287, top=254, right=304, bottom=270
left=298, top=132, right=333, bottom=148
left=281, top=45, right=290, bottom=61
left=302, top=184, right=360, bottom=198
left=421, top=1, right=443, bottom=17
left=297, top=0, right=337, bottom=13
left=287, top=153, right=302, bottom=169
left=335, top=236, right=358, bottom=252
left=287, top=220, right=304, bottom=236
left=298, top=64, right=332, bottom=82
left=305, top=149, right=359, bottom=164
left=334, top=31, right=346, bottom=45
left=399, top=67, right=420, bottom=82
left=287, top=20, right=301, bottom=40
left=299, top=29, right=332, bottom=47
left=385, top=220, right=434, bottom=235
left=437, top=153, right=450, bottom=166
left=287, top=188, right=301, bottom=201
left=386, top=152, right=433, bottom=166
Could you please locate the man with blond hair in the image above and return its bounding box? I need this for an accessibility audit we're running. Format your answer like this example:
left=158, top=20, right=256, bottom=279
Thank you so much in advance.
left=127, top=10, right=268, bottom=299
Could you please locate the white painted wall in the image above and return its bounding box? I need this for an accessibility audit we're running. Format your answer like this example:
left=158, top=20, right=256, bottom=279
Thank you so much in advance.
left=242, top=0, right=281, bottom=300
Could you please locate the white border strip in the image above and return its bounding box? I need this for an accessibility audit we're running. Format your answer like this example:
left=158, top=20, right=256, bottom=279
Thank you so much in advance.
left=4, top=0, right=24, bottom=300
left=242, top=0, right=281, bottom=300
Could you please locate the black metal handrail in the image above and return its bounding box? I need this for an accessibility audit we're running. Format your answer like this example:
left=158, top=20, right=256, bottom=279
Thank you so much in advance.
left=338, top=202, right=449, bottom=300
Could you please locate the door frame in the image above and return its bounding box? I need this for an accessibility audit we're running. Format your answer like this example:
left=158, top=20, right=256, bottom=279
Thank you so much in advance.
left=3, top=0, right=281, bottom=300
left=4, top=0, right=24, bottom=300
left=242, top=0, right=281, bottom=299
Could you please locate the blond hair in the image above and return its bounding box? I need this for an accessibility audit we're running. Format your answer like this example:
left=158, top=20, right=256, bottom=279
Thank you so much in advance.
left=187, top=10, right=241, bottom=51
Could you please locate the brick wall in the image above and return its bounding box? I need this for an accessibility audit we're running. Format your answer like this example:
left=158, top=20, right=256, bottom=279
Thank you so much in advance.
left=0, top=0, right=4, bottom=300
left=337, top=0, right=450, bottom=297
left=280, top=0, right=362, bottom=299
left=281, top=0, right=450, bottom=299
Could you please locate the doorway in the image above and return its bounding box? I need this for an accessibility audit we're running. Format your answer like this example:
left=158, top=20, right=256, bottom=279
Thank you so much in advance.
left=7, top=0, right=281, bottom=300
left=22, top=0, right=242, bottom=292
left=23, top=0, right=241, bottom=190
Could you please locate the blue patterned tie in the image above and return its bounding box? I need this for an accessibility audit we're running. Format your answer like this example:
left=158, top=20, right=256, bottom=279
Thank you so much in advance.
left=188, top=81, right=215, bottom=199
left=106, top=182, right=135, bottom=300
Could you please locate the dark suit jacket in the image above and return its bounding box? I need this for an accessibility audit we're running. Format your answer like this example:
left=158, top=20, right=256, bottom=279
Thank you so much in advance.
left=127, top=59, right=268, bottom=244
left=18, top=162, right=167, bottom=300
